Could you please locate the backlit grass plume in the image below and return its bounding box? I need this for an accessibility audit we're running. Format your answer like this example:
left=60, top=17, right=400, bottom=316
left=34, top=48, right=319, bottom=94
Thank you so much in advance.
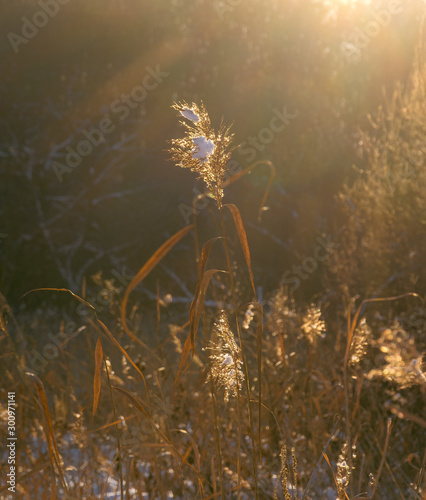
left=207, top=311, right=244, bottom=403
left=301, top=304, right=325, bottom=345
left=168, top=101, right=235, bottom=207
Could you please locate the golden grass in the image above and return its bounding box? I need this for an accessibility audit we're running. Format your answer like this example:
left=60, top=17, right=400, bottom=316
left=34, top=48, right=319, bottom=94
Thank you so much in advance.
left=1, top=89, right=426, bottom=499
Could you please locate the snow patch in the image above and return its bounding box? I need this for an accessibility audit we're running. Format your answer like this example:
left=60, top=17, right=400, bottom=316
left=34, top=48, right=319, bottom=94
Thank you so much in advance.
left=180, top=107, right=200, bottom=122
left=192, top=136, right=215, bottom=164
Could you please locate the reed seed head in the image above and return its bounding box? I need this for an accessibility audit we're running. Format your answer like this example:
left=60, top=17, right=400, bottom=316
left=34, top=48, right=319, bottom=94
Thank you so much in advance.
left=301, top=305, right=326, bottom=345
left=169, top=101, right=235, bottom=207
left=206, top=311, right=244, bottom=403
left=336, top=443, right=355, bottom=499
left=279, top=445, right=292, bottom=500
left=367, top=321, right=425, bottom=388
left=349, top=317, right=370, bottom=367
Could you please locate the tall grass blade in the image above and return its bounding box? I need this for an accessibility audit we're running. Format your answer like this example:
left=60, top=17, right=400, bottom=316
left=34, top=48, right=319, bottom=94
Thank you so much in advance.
left=322, top=452, right=341, bottom=496
left=98, top=319, right=150, bottom=408
left=253, top=301, right=263, bottom=460
left=25, top=371, right=68, bottom=493
left=224, top=203, right=256, bottom=297
left=121, top=224, right=194, bottom=338
left=22, top=287, right=97, bottom=313
left=302, top=418, right=340, bottom=499
left=191, top=268, right=227, bottom=354
left=103, top=356, right=124, bottom=500
left=49, top=477, right=57, bottom=500
left=240, top=299, right=264, bottom=460
left=92, top=336, right=103, bottom=419
left=173, top=330, right=193, bottom=390
left=174, top=269, right=227, bottom=388
left=190, top=236, right=222, bottom=321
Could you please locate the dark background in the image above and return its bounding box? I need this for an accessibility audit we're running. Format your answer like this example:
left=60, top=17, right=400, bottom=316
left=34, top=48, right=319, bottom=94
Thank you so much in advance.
left=0, top=0, right=425, bottom=314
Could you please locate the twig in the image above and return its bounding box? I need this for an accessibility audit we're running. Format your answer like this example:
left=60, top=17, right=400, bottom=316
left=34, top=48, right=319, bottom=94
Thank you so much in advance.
left=302, top=417, right=340, bottom=500
left=370, top=418, right=393, bottom=499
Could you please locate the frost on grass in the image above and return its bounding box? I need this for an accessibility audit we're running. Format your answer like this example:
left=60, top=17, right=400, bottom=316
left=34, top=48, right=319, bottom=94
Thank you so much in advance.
left=169, top=101, right=235, bottom=207
left=206, top=311, right=244, bottom=403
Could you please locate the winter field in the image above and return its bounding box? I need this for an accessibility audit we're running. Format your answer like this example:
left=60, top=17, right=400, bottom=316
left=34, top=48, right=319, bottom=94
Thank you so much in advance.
left=0, top=1, right=425, bottom=498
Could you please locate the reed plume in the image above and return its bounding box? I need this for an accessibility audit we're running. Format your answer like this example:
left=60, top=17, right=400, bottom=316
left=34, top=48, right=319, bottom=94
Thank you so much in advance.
left=206, top=310, right=244, bottom=403
left=168, top=101, right=235, bottom=207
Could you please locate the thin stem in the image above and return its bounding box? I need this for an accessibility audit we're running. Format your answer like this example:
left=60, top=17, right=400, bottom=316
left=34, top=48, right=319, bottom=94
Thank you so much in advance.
left=193, top=202, right=225, bottom=497
left=209, top=381, right=225, bottom=497
left=370, top=418, right=393, bottom=500
left=219, top=205, right=259, bottom=499
left=104, top=357, right=124, bottom=500
left=343, top=357, right=353, bottom=483
left=202, top=297, right=226, bottom=497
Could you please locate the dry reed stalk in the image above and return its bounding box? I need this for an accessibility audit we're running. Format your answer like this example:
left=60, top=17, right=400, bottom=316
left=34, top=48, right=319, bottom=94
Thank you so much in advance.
left=104, top=357, right=124, bottom=500
left=170, top=101, right=260, bottom=498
